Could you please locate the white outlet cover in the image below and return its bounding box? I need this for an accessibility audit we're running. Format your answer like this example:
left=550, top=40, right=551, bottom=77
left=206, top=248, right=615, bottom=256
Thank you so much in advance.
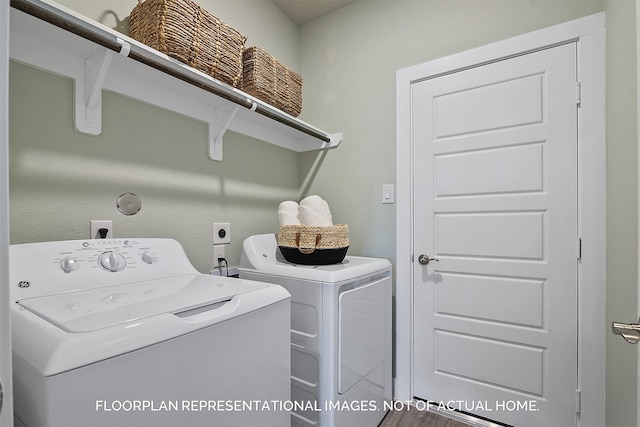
left=213, top=222, right=231, bottom=244
left=213, top=245, right=226, bottom=262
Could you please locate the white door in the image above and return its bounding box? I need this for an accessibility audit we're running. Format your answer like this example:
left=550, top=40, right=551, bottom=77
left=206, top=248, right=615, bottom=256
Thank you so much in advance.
left=412, top=42, right=578, bottom=427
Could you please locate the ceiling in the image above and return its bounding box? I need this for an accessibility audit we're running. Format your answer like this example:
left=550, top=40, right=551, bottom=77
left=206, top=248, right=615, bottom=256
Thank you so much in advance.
left=271, top=0, right=357, bottom=25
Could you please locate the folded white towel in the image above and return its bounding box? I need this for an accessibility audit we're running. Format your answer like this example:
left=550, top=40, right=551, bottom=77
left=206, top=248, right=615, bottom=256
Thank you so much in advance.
left=299, top=205, right=333, bottom=226
left=278, top=201, right=301, bottom=225
left=279, top=210, right=301, bottom=225
left=300, top=195, right=332, bottom=218
left=279, top=201, right=299, bottom=212
left=299, top=195, right=333, bottom=226
left=278, top=196, right=334, bottom=227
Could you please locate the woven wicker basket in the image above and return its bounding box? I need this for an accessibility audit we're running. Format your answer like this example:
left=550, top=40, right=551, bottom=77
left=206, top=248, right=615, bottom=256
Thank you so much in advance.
left=278, top=224, right=349, bottom=265
left=241, top=46, right=303, bottom=117
left=129, top=0, right=246, bottom=87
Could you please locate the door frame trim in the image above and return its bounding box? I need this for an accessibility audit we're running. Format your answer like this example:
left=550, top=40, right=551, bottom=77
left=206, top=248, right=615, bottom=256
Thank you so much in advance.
left=0, top=0, right=12, bottom=426
left=395, top=13, right=606, bottom=426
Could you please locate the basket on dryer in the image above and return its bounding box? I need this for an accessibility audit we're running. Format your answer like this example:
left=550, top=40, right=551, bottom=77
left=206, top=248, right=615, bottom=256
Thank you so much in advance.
left=277, top=224, right=349, bottom=265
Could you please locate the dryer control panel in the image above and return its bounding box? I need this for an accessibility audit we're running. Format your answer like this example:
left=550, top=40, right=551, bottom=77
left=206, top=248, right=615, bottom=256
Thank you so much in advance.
left=10, top=238, right=199, bottom=299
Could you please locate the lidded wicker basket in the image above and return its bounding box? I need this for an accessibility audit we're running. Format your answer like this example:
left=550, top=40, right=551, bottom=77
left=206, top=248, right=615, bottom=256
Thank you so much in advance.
left=129, top=0, right=246, bottom=87
left=241, top=46, right=303, bottom=117
left=278, top=224, right=349, bottom=265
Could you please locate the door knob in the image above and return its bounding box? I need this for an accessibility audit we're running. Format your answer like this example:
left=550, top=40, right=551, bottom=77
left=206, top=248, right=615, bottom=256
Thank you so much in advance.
left=418, top=254, right=439, bottom=265
left=612, top=320, right=640, bottom=344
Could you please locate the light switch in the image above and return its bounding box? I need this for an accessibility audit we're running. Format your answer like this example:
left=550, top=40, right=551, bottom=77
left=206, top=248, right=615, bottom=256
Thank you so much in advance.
left=382, top=184, right=395, bottom=204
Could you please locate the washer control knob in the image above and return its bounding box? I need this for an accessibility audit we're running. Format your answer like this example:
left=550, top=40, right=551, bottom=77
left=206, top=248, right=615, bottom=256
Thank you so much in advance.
left=99, top=251, right=127, bottom=272
left=141, top=253, right=155, bottom=264
left=59, top=257, right=79, bottom=273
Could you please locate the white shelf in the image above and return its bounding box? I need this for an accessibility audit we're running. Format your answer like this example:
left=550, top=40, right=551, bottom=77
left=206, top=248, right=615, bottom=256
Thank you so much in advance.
left=9, top=0, right=342, bottom=161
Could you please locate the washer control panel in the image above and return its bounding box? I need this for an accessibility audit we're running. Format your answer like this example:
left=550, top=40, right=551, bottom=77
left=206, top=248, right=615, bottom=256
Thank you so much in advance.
left=49, top=239, right=160, bottom=274
left=10, top=238, right=198, bottom=299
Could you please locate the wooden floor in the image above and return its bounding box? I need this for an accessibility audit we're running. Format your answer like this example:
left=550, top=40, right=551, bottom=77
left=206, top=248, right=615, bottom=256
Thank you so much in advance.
left=378, top=405, right=473, bottom=427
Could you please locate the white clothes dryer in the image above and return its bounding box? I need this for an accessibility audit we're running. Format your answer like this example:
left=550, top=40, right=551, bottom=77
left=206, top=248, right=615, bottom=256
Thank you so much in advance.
left=10, top=238, right=291, bottom=427
left=239, top=233, right=392, bottom=427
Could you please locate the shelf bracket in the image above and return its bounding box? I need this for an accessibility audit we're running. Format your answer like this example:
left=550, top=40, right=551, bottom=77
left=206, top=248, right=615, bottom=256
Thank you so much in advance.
left=75, top=38, right=130, bottom=135
left=209, top=104, right=245, bottom=161
left=327, top=132, right=343, bottom=149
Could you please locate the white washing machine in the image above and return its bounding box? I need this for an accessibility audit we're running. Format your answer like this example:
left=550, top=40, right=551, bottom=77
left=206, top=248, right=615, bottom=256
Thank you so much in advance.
left=239, top=233, right=392, bottom=427
left=10, top=238, right=291, bottom=427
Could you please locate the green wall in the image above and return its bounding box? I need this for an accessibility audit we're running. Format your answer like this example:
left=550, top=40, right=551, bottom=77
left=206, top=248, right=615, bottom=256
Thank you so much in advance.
left=9, top=61, right=302, bottom=271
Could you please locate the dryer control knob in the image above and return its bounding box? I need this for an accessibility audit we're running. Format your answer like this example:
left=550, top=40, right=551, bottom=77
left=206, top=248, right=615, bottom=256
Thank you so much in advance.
left=99, top=251, right=127, bottom=272
left=59, top=257, right=79, bottom=273
left=141, top=253, right=155, bottom=264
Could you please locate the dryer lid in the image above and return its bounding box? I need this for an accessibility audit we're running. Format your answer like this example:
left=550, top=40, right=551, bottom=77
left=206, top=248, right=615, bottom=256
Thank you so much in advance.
left=240, top=233, right=391, bottom=282
left=16, top=274, right=268, bottom=332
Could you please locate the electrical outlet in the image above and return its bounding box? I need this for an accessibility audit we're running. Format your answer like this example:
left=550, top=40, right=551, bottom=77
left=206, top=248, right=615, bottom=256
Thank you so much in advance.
left=213, top=245, right=226, bottom=265
left=90, top=220, right=113, bottom=239
left=213, top=222, right=231, bottom=244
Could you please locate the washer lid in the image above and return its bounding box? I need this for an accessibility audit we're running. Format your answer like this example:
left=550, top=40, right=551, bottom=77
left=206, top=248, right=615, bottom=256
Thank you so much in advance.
left=16, top=274, right=267, bottom=333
